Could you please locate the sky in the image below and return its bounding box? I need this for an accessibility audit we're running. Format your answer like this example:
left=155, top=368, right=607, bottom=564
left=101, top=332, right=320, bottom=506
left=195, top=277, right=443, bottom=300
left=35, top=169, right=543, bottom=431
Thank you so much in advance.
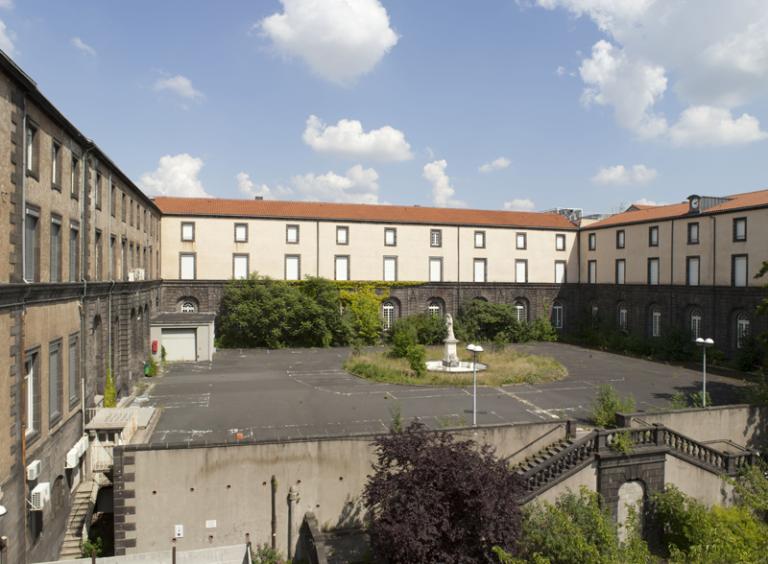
left=2, top=0, right=768, bottom=215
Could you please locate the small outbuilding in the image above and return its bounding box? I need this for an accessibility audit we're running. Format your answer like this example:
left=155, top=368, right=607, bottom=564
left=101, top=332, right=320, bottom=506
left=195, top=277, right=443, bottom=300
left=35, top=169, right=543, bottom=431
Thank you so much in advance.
left=150, top=312, right=216, bottom=362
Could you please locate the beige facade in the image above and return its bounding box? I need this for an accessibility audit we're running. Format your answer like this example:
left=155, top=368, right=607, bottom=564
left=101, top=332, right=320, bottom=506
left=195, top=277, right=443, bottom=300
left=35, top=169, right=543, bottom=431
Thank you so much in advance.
left=161, top=215, right=579, bottom=283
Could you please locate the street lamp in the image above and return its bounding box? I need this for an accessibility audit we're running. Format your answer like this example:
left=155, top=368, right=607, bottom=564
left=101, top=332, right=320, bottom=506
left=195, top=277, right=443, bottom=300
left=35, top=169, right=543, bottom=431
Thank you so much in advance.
left=466, top=344, right=483, bottom=426
left=695, top=337, right=714, bottom=407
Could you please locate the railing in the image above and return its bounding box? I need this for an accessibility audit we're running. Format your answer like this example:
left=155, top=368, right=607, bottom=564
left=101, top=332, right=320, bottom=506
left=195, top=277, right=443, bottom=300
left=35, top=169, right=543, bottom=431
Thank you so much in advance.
left=518, top=431, right=598, bottom=495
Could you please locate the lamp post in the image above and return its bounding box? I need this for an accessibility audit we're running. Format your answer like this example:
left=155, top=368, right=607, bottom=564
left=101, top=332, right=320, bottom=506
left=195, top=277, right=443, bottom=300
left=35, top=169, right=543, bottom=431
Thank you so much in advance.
left=466, top=344, right=483, bottom=426
left=695, top=337, right=714, bottom=407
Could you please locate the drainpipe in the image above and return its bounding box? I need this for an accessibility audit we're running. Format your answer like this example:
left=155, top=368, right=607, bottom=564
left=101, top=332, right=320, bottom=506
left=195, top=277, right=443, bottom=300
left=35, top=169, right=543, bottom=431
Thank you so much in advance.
left=316, top=220, right=320, bottom=277
left=287, top=486, right=299, bottom=560
left=456, top=225, right=460, bottom=311
left=710, top=216, right=717, bottom=340
left=270, top=475, right=277, bottom=550
left=19, top=93, right=30, bottom=554
left=80, top=143, right=95, bottom=428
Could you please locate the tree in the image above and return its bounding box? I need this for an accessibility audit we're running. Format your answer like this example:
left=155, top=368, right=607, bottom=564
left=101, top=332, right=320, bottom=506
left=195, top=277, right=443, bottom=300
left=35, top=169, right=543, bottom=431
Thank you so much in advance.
left=340, top=286, right=382, bottom=345
left=300, top=277, right=350, bottom=346
left=364, top=421, right=523, bottom=563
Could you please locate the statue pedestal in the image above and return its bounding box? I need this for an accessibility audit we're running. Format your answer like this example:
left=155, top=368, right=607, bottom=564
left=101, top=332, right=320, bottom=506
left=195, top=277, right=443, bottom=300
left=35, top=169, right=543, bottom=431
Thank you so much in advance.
left=442, top=338, right=460, bottom=368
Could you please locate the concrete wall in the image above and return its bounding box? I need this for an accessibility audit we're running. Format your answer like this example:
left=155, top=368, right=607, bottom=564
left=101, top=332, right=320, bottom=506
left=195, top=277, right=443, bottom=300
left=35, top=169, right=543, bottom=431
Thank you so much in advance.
left=532, top=462, right=598, bottom=505
left=620, top=405, right=768, bottom=450
left=113, top=421, right=568, bottom=556
left=149, top=322, right=214, bottom=363
left=664, top=453, right=734, bottom=507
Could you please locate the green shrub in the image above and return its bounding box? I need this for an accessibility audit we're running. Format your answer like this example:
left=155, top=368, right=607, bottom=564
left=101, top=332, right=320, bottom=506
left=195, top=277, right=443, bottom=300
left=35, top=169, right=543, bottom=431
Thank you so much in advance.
left=340, top=286, right=382, bottom=346
left=391, top=321, right=418, bottom=358
left=104, top=368, right=117, bottom=408
left=160, top=345, right=167, bottom=365
left=735, top=335, right=766, bottom=372
left=145, top=355, right=158, bottom=377
left=251, top=543, right=287, bottom=564
left=457, top=299, right=518, bottom=342
left=81, top=537, right=103, bottom=558
left=405, top=344, right=426, bottom=377
left=590, top=384, right=635, bottom=428
left=389, top=313, right=446, bottom=346
left=528, top=317, right=559, bottom=342
left=610, top=431, right=634, bottom=455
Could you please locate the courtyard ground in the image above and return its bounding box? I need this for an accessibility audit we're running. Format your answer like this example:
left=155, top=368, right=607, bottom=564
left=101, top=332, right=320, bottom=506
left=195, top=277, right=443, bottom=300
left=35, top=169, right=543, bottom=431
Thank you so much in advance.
left=143, top=342, right=746, bottom=444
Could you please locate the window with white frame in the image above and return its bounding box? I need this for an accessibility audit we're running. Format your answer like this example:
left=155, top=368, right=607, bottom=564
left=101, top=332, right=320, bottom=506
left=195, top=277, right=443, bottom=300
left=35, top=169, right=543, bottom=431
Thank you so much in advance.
left=50, top=217, right=62, bottom=282
left=49, top=341, right=62, bottom=422
left=180, top=301, right=197, bottom=313
left=648, top=258, right=660, bottom=285
left=555, top=261, right=566, bottom=284
left=555, top=233, right=566, bottom=251
left=382, top=301, right=396, bottom=330
left=52, top=141, right=62, bottom=187
left=649, top=225, right=659, bottom=247
left=513, top=299, right=528, bottom=322
left=515, top=259, right=527, bottom=283
left=180, top=253, right=196, bottom=280
left=616, top=230, right=625, bottom=249
left=516, top=232, right=527, bottom=250
left=25, top=207, right=39, bottom=282
left=26, top=121, right=38, bottom=174
left=736, top=313, right=750, bottom=349
left=336, top=226, right=349, bottom=245
left=429, top=257, right=442, bottom=282
left=384, top=228, right=397, bottom=246
left=233, top=254, right=249, bottom=280
left=618, top=304, right=628, bottom=332
left=181, top=222, right=195, bottom=242
left=588, top=260, right=597, bottom=284
left=732, top=255, right=747, bottom=287
left=733, top=218, right=747, bottom=242
left=688, top=222, right=699, bottom=244
left=588, top=233, right=596, bottom=251
left=383, top=257, right=397, bottom=282
left=615, top=259, right=626, bottom=285
left=286, top=224, right=299, bottom=244
left=68, top=335, right=79, bottom=405
left=651, top=307, right=662, bottom=337
left=552, top=302, right=564, bottom=329
left=474, top=258, right=487, bottom=282
left=686, top=256, right=700, bottom=286
left=234, top=223, right=248, bottom=243
left=335, top=255, right=349, bottom=281
left=285, top=255, right=300, bottom=281
left=474, top=231, right=485, bottom=248
left=690, top=309, right=702, bottom=340
left=591, top=304, right=599, bottom=322
left=427, top=299, right=444, bottom=318
left=24, top=353, right=36, bottom=436
left=69, top=224, right=79, bottom=282
left=430, top=229, right=442, bottom=248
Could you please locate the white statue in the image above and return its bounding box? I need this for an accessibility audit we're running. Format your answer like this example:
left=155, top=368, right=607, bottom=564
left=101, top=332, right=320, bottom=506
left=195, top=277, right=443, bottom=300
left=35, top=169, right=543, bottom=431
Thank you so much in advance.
left=445, top=313, right=456, bottom=341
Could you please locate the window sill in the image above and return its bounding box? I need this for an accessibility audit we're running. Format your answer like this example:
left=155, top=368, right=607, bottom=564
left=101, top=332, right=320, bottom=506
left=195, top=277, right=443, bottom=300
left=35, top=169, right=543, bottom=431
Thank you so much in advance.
left=51, top=183, right=62, bottom=192
left=26, top=170, right=39, bottom=181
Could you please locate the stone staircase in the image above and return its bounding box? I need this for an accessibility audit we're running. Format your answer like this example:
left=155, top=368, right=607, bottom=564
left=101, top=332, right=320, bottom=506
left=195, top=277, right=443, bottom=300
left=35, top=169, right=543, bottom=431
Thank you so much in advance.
left=58, top=480, right=97, bottom=560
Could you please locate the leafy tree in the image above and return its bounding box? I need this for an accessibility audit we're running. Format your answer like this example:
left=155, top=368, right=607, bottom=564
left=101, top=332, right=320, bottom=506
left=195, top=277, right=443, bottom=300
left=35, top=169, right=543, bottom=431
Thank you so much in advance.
left=300, top=277, right=350, bottom=346
left=364, top=421, right=523, bottom=563
left=391, top=321, right=418, bottom=358
left=457, top=299, right=519, bottom=342
left=340, top=286, right=382, bottom=345
left=389, top=313, right=447, bottom=345
left=590, top=384, right=635, bottom=428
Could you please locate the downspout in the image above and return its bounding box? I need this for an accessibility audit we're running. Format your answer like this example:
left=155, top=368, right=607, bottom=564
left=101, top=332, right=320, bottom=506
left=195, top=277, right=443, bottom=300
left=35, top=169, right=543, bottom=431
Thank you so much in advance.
left=711, top=215, right=717, bottom=340
left=670, top=219, right=675, bottom=285
left=107, top=173, right=114, bottom=383
left=316, top=220, right=320, bottom=276
left=456, top=225, right=460, bottom=311
left=19, top=93, right=29, bottom=551
left=80, top=143, right=95, bottom=429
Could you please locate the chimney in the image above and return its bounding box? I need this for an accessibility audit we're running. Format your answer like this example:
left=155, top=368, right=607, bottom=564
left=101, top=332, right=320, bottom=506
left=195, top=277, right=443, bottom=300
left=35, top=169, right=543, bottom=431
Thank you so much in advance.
left=254, top=196, right=263, bottom=201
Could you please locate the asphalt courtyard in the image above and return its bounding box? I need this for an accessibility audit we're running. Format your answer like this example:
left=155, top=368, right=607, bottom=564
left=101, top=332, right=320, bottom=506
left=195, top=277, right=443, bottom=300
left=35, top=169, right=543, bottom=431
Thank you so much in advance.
left=143, top=342, right=746, bottom=445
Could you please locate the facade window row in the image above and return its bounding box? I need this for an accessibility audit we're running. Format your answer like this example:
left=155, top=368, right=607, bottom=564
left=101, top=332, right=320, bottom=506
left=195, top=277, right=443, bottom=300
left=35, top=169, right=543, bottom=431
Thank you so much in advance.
left=588, top=255, right=749, bottom=287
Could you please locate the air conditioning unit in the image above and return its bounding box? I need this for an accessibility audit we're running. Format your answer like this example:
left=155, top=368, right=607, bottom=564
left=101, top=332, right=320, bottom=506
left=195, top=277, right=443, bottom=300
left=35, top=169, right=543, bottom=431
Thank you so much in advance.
left=26, top=460, right=41, bottom=481
left=30, top=482, right=50, bottom=511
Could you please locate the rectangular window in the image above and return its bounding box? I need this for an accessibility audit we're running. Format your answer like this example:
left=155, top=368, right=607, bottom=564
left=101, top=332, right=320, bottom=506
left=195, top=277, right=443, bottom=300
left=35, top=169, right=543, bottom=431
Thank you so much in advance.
left=555, top=233, right=566, bottom=251
left=180, top=253, right=196, bottom=280
left=233, top=254, right=249, bottom=280
left=732, top=254, right=748, bottom=287
left=588, top=233, right=596, bottom=251
left=686, top=256, right=700, bottom=286
left=474, top=230, right=486, bottom=249
left=615, top=259, right=626, bottom=285
left=733, top=217, right=747, bottom=242
left=129, top=199, right=133, bottom=226
left=429, top=257, right=443, bottom=282
left=616, top=230, right=625, bottom=249
left=24, top=352, right=38, bottom=437
left=68, top=334, right=79, bottom=406
left=94, top=230, right=103, bottom=279
left=335, top=255, right=350, bottom=281
left=50, top=216, right=62, bottom=282
left=285, top=255, right=301, bottom=281
left=286, top=224, right=299, bottom=244
left=618, top=308, right=628, bottom=332
left=687, top=222, right=699, bottom=244
left=588, top=260, right=597, bottom=284
left=516, top=232, right=527, bottom=250
left=384, top=227, right=397, bottom=246
left=121, top=193, right=126, bottom=222
left=111, top=184, right=117, bottom=217
left=110, top=236, right=116, bottom=279
left=648, top=258, right=660, bottom=285
left=652, top=311, right=661, bottom=338
left=555, top=261, right=566, bottom=284
left=234, top=223, right=248, bottom=243
left=430, top=229, right=442, bottom=248
left=649, top=225, right=659, bottom=247
left=336, top=226, right=349, bottom=245
left=552, top=304, right=563, bottom=329
left=181, top=222, right=195, bottom=242
left=49, top=340, right=62, bottom=423
left=473, top=258, right=487, bottom=282
left=71, top=155, right=80, bottom=199
left=69, top=223, right=80, bottom=282
left=25, top=121, right=38, bottom=175
left=95, top=172, right=102, bottom=210
left=51, top=141, right=62, bottom=188
left=383, top=256, right=397, bottom=281
left=515, top=259, right=527, bottom=283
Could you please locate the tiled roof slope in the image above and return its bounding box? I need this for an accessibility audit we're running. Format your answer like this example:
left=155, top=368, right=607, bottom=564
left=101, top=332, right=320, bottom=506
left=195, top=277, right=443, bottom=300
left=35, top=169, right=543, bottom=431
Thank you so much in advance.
left=587, top=189, right=768, bottom=229
left=153, top=197, right=578, bottom=230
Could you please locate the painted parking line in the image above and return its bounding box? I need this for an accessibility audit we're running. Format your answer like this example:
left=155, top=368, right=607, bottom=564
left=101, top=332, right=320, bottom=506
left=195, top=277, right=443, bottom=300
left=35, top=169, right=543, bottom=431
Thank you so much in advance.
left=495, top=387, right=560, bottom=420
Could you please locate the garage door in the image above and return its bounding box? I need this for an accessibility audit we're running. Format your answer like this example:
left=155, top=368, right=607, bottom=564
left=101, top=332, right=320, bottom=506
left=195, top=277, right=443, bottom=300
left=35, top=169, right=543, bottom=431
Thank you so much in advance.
left=161, top=328, right=197, bottom=362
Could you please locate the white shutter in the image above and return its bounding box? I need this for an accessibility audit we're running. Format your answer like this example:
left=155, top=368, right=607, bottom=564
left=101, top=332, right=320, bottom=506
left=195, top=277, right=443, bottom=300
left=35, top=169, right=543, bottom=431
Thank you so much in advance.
left=335, top=256, right=349, bottom=280
left=734, top=256, right=747, bottom=287
left=383, top=258, right=397, bottom=281
left=429, top=258, right=442, bottom=282
left=474, top=259, right=486, bottom=282
left=286, top=256, right=300, bottom=280
left=555, top=262, right=565, bottom=284
left=515, top=261, right=527, bottom=283
left=233, top=256, right=248, bottom=279
left=180, top=254, right=195, bottom=280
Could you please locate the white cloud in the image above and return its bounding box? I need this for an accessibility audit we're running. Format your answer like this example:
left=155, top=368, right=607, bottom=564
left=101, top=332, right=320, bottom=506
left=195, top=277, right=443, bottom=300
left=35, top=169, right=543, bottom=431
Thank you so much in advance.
left=139, top=154, right=210, bottom=198
left=0, top=1, right=12, bottom=9
left=0, top=19, right=15, bottom=56
left=236, top=172, right=277, bottom=200
left=302, top=115, right=413, bottom=161
left=632, top=198, right=664, bottom=207
left=503, top=199, right=536, bottom=211
left=423, top=160, right=465, bottom=208
left=592, top=164, right=657, bottom=185
left=153, top=75, right=204, bottom=101
left=259, top=0, right=398, bottom=85
left=478, top=156, right=511, bottom=174
left=556, top=65, right=567, bottom=76
left=668, top=105, right=768, bottom=147
left=71, top=37, right=96, bottom=56
left=292, top=165, right=380, bottom=204
left=537, top=1, right=768, bottom=146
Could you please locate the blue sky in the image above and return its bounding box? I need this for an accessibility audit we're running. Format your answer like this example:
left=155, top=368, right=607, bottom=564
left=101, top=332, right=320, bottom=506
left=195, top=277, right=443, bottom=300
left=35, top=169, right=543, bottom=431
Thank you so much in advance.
left=3, top=0, right=768, bottom=214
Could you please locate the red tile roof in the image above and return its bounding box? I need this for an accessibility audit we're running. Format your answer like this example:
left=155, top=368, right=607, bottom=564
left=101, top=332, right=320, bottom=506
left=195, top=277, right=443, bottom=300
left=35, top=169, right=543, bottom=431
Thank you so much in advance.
left=587, top=189, right=768, bottom=229
left=152, top=197, right=578, bottom=230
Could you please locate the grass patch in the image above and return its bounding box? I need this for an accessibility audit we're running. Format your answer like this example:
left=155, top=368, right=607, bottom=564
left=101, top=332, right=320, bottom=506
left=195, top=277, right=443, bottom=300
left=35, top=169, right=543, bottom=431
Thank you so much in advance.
left=345, top=345, right=567, bottom=387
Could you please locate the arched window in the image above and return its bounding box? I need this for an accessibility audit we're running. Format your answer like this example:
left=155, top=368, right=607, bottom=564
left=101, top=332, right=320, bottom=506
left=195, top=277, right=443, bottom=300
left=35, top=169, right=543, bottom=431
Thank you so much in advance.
left=513, top=298, right=529, bottom=323
left=689, top=308, right=702, bottom=340
left=591, top=304, right=599, bottom=324
left=427, top=298, right=444, bottom=318
left=180, top=301, right=197, bottom=313
left=551, top=301, right=564, bottom=329
left=649, top=305, right=662, bottom=338
left=736, top=312, right=750, bottom=349
left=382, top=300, right=398, bottom=331
left=617, top=303, right=628, bottom=332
